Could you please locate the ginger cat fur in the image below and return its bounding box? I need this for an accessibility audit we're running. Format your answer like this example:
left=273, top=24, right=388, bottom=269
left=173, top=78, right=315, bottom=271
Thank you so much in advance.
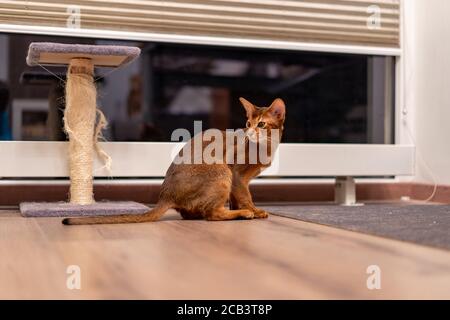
left=63, top=97, right=285, bottom=225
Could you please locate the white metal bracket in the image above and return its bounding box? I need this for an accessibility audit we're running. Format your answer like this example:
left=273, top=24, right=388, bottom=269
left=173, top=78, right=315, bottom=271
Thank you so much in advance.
left=334, top=176, right=364, bottom=206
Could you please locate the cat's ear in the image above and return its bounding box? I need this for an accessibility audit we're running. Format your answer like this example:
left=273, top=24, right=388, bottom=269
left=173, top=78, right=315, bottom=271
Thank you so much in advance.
left=267, top=98, right=286, bottom=120
left=239, top=97, right=257, bottom=118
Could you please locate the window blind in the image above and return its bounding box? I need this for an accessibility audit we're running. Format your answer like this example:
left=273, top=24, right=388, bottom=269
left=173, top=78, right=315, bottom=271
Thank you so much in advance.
left=0, top=0, right=400, bottom=48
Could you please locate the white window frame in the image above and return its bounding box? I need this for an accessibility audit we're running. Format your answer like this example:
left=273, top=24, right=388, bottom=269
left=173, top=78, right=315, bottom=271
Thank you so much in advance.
left=0, top=1, right=414, bottom=183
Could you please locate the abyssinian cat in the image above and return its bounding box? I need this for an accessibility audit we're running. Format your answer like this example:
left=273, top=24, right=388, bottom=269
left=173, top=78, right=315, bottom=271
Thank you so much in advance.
left=62, top=97, right=286, bottom=225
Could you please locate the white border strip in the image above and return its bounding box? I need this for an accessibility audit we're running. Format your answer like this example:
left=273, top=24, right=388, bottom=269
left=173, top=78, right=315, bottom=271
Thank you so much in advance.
left=0, top=24, right=402, bottom=56
left=0, top=141, right=415, bottom=178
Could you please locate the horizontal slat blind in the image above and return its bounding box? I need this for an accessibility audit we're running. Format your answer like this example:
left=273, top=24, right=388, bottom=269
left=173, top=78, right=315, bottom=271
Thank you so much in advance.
left=0, top=0, right=400, bottom=48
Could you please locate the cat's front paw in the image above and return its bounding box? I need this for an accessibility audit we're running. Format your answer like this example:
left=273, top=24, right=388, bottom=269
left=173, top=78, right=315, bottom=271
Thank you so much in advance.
left=254, top=209, right=269, bottom=219
left=242, top=210, right=255, bottom=219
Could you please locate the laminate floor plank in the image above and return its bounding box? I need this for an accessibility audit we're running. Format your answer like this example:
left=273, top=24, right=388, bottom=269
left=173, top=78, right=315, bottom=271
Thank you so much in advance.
left=1, top=210, right=449, bottom=299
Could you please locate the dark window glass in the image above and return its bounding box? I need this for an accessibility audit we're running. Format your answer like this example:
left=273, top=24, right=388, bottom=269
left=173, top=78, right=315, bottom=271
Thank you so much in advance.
left=0, top=33, right=395, bottom=144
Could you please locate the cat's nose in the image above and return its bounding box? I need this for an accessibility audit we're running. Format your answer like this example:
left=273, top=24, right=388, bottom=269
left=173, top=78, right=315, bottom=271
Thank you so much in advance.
left=246, top=128, right=258, bottom=142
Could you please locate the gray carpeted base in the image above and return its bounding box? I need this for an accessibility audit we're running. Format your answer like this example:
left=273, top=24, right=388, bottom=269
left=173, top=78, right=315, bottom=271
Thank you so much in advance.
left=20, top=201, right=150, bottom=217
left=263, top=204, right=450, bottom=250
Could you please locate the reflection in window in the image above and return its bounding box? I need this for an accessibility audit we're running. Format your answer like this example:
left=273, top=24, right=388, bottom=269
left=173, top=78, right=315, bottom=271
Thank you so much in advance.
left=0, top=33, right=395, bottom=144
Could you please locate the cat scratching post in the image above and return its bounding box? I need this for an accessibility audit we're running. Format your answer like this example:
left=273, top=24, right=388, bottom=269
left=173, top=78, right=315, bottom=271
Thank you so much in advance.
left=20, top=42, right=149, bottom=217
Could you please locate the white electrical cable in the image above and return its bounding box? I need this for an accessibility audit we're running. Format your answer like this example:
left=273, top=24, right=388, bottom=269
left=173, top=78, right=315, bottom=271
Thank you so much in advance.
left=403, top=122, right=438, bottom=202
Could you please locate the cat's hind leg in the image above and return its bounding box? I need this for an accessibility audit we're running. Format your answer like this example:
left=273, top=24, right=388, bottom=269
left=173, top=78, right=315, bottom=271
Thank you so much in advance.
left=205, top=207, right=254, bottom=221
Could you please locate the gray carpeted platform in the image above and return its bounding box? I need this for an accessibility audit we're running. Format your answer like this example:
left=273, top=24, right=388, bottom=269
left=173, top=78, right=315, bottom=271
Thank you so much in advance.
left=20, top=201, right=150, bottom=217
left=264, top=204, right=450, bottom=250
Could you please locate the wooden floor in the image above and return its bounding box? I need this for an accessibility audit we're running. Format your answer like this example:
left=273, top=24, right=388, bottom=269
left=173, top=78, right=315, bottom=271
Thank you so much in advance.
left=1, top=208, right=450, bottom=299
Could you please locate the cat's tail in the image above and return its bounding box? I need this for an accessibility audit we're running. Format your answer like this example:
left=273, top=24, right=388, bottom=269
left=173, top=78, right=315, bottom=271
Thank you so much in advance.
left=62, top=202, right=172, bottom=226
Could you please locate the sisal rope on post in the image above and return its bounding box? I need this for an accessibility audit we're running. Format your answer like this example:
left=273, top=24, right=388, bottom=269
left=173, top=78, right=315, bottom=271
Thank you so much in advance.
left=94, top=109, right=112, bottom=173
left=64, top=58, right=97, bottom=205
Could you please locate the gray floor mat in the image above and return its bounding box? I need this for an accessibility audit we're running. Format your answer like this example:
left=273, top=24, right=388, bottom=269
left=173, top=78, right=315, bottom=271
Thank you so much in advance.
left=263, top=204, right=450, bottom=250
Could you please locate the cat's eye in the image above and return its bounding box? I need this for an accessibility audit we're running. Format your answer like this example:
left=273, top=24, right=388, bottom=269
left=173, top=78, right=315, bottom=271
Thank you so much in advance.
left=246, top=121, right=251, bottom=128
left=257, top=122, right=266, bottom=128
